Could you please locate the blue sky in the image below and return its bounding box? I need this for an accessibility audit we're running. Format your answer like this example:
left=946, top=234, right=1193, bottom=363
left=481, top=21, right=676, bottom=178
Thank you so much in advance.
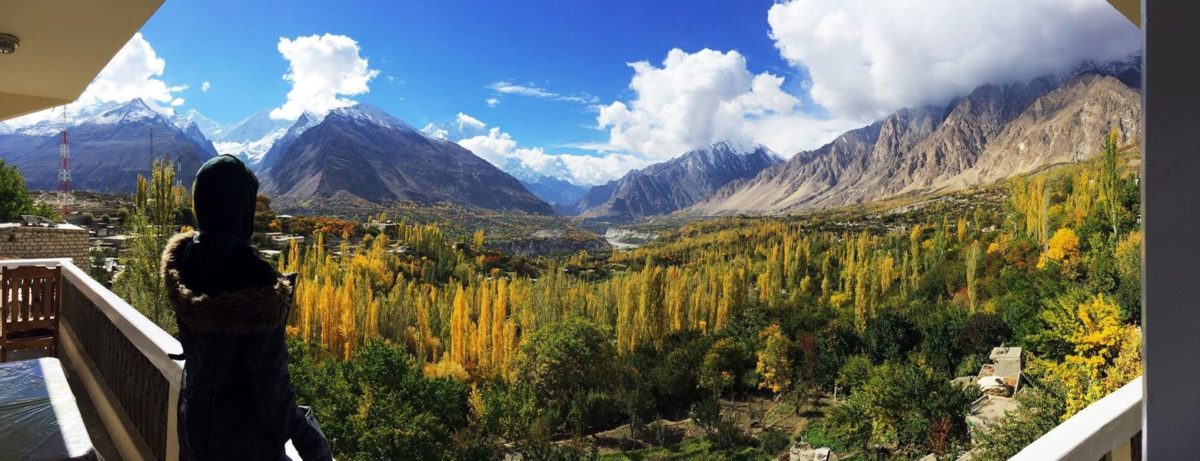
left=142, top=0, right=793, bottom=152
left=12, top=0, right=1142, bottom=184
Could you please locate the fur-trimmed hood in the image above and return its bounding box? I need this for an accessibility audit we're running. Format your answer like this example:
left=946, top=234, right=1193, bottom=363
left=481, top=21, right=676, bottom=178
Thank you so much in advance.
left=162, top=231, right=292, bottom=333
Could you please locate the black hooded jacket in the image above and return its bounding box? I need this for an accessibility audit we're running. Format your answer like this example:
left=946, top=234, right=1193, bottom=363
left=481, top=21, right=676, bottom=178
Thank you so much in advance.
left=162, top=155, right=331, bottom=460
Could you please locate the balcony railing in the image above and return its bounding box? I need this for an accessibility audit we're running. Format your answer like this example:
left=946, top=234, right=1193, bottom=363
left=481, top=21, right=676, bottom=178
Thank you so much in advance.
left=1011, top=376, right=1143, bottom=461
left=5, top=258, right=300, bottom=461
left=3, top=257, right=183, bottom=460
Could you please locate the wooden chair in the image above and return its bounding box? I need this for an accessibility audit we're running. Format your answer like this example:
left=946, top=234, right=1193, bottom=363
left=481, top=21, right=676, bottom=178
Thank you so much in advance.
left=0, top=265, right=62, bottom=362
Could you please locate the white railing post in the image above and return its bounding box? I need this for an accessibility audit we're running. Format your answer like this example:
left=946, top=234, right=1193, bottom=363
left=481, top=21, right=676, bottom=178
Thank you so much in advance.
left=1011, top=376, right=1142, bottom=460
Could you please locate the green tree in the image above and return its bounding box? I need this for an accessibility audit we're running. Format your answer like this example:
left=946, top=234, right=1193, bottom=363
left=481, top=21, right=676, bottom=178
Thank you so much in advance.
left=835, top=354, right=872, bottom=396
left=112, top=158, right=183, bottom=331
left=965, top=240, right=982, bottom=314
left=113, top=212, right=175, bottom=331
left=974, top=384, right=1067, bottom=460
left=89, top=249, right=111, bottom=286
left=0, top=159, right=35, bottom=222
left=824, top=397, right=872, bottom=452
left=1099, top=129, right=1123, bottom=240
left=146, top=157, right=180, bottom=227
left=27, top=202, right=59, bottom=221
left=472, top=381, right=542, bottom=442
left=958, top=312, right=1011, bottom=359
left=833, top=362, right=973, bottom=454
left=628, top=330, right=711, bottom=419
left=289, top=339, right=468, bottom=460
left=253, top=193, right=276, bottom=233
left=698, top=337, right=754, bottom=396
left=919, top=307, right=967, bottom=375
left=689, top=395, right=748, bottom=450
left=865, top=311, right=919, bottom=363
left=1114, top=231, right=1142, bottom=322
left=516, top=317, right=618, bottom=433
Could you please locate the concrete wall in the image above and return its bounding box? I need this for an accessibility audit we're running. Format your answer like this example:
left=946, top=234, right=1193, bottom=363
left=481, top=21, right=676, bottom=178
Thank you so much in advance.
left=0, top=223, right=90, bottom=269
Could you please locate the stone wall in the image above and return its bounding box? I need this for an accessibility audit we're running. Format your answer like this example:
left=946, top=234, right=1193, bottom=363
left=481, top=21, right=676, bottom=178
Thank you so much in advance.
left=0, top=223, right=90, bottom=269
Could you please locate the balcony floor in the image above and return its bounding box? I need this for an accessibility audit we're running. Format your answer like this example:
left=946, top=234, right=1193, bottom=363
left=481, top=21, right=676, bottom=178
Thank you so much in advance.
left=7, top=348, right=120, bottom=461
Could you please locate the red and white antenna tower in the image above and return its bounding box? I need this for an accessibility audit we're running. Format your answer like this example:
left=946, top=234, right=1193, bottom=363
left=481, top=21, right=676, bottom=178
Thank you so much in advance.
left=58, top=107, right=71, bottom=192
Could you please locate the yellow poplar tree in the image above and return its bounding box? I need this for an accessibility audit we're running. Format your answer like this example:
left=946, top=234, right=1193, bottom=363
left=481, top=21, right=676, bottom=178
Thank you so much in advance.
left=756, top=324, right=793, bottom=394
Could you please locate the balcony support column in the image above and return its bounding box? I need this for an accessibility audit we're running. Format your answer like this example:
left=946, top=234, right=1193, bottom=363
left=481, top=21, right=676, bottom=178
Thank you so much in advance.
left=1143, top=0, right=1200, bottom=457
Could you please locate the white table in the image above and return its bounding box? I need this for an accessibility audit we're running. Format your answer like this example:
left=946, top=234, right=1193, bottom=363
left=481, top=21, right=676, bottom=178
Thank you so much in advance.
left=0, top=358, right=100, bottom=461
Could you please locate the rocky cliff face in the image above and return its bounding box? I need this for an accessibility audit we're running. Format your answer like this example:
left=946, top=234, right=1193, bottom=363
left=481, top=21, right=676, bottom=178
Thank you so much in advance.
left=959, top=73, right=1141, bottom=185
left=693, top=70, right=1140, bottom=215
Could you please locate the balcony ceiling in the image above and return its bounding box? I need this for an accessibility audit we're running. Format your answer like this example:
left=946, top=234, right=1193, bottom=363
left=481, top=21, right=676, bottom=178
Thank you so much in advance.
left=1107, top=0, right=1140, bottom=27
left=0, top=0, right=164, bottom=122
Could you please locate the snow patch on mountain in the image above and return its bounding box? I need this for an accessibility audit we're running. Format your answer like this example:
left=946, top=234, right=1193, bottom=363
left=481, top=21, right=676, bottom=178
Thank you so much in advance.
left=90, top=99, right=170, bottom=126
left=215, top=128, right=288, bottom=165
left=329, top=104, right=420, bottom=134
left=177, top=109, right=224, bottom=140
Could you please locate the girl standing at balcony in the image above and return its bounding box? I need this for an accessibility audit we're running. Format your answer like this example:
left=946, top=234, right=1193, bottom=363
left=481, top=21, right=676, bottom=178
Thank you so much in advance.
left=161, top=154, right=331, bottom=460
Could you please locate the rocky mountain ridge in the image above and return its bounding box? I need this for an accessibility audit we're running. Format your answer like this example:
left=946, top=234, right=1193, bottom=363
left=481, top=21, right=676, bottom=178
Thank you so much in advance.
left=692, top=69, right=1141, bottom=215
left=571, top=141, right=783, bottom=221
left=261, top=104, right=554, bottom=215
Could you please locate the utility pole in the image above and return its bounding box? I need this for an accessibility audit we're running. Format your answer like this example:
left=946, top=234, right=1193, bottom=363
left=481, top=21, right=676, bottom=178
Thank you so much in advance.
left=58, top=108, right=71, bottom=193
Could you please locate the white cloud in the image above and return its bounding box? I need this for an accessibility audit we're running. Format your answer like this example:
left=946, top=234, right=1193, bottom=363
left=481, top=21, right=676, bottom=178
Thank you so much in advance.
left=488, top=81, right=596, bottom=104
left=8, top=33, right=187, bottom=127
left=490, top=82, right=555, bottom=98
left=201, top=81, right=211, bottom=92
left=458, top=126, right=646, bottom=185
left=455, top=112, right=486, bottom=131
left=269, top=33, right=380, bottom=120
left=77, top=33, right=187, bottom=109
left=746, top=114, right=862, bottom=157
left=486, top=97, right=500, bottom=107
left=421, top=112, right=488, bottom=140
left=596, top=48, right=840, bottom=160
left=551, top=151, right=647, bottom=185
left=457, top=127, right=515, bottom=165
left=458, top=48, right=862, bottom=182
left=767, top=0, right=1142, bottom=119
left=450, top=3, right=1141, bottom=183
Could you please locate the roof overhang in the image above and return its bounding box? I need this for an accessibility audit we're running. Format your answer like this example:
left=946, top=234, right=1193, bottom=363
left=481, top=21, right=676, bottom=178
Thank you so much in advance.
left=1107, top=0, right=1141, bottom=28
left=0, top=0, right=164, bottom=121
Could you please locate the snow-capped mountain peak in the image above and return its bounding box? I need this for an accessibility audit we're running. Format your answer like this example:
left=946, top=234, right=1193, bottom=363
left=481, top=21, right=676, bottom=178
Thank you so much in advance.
left=330, top=104, right=418, bottom=134
left=571, top=139, right=784, bottom=220
left=216, top=109, right=292, bottom=143
left=91, top=98, right=170, bottom=126
left=250, top=110, right=328, bottom=173
left=8, top=100, right=124, bottom=136
left=207, top=109, right=308, bottom=168
left=176, top=109, right=224, bottom=139
left=709, top=139, right=758, bottom=155
left=679, top=140, right=779, bottom=169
